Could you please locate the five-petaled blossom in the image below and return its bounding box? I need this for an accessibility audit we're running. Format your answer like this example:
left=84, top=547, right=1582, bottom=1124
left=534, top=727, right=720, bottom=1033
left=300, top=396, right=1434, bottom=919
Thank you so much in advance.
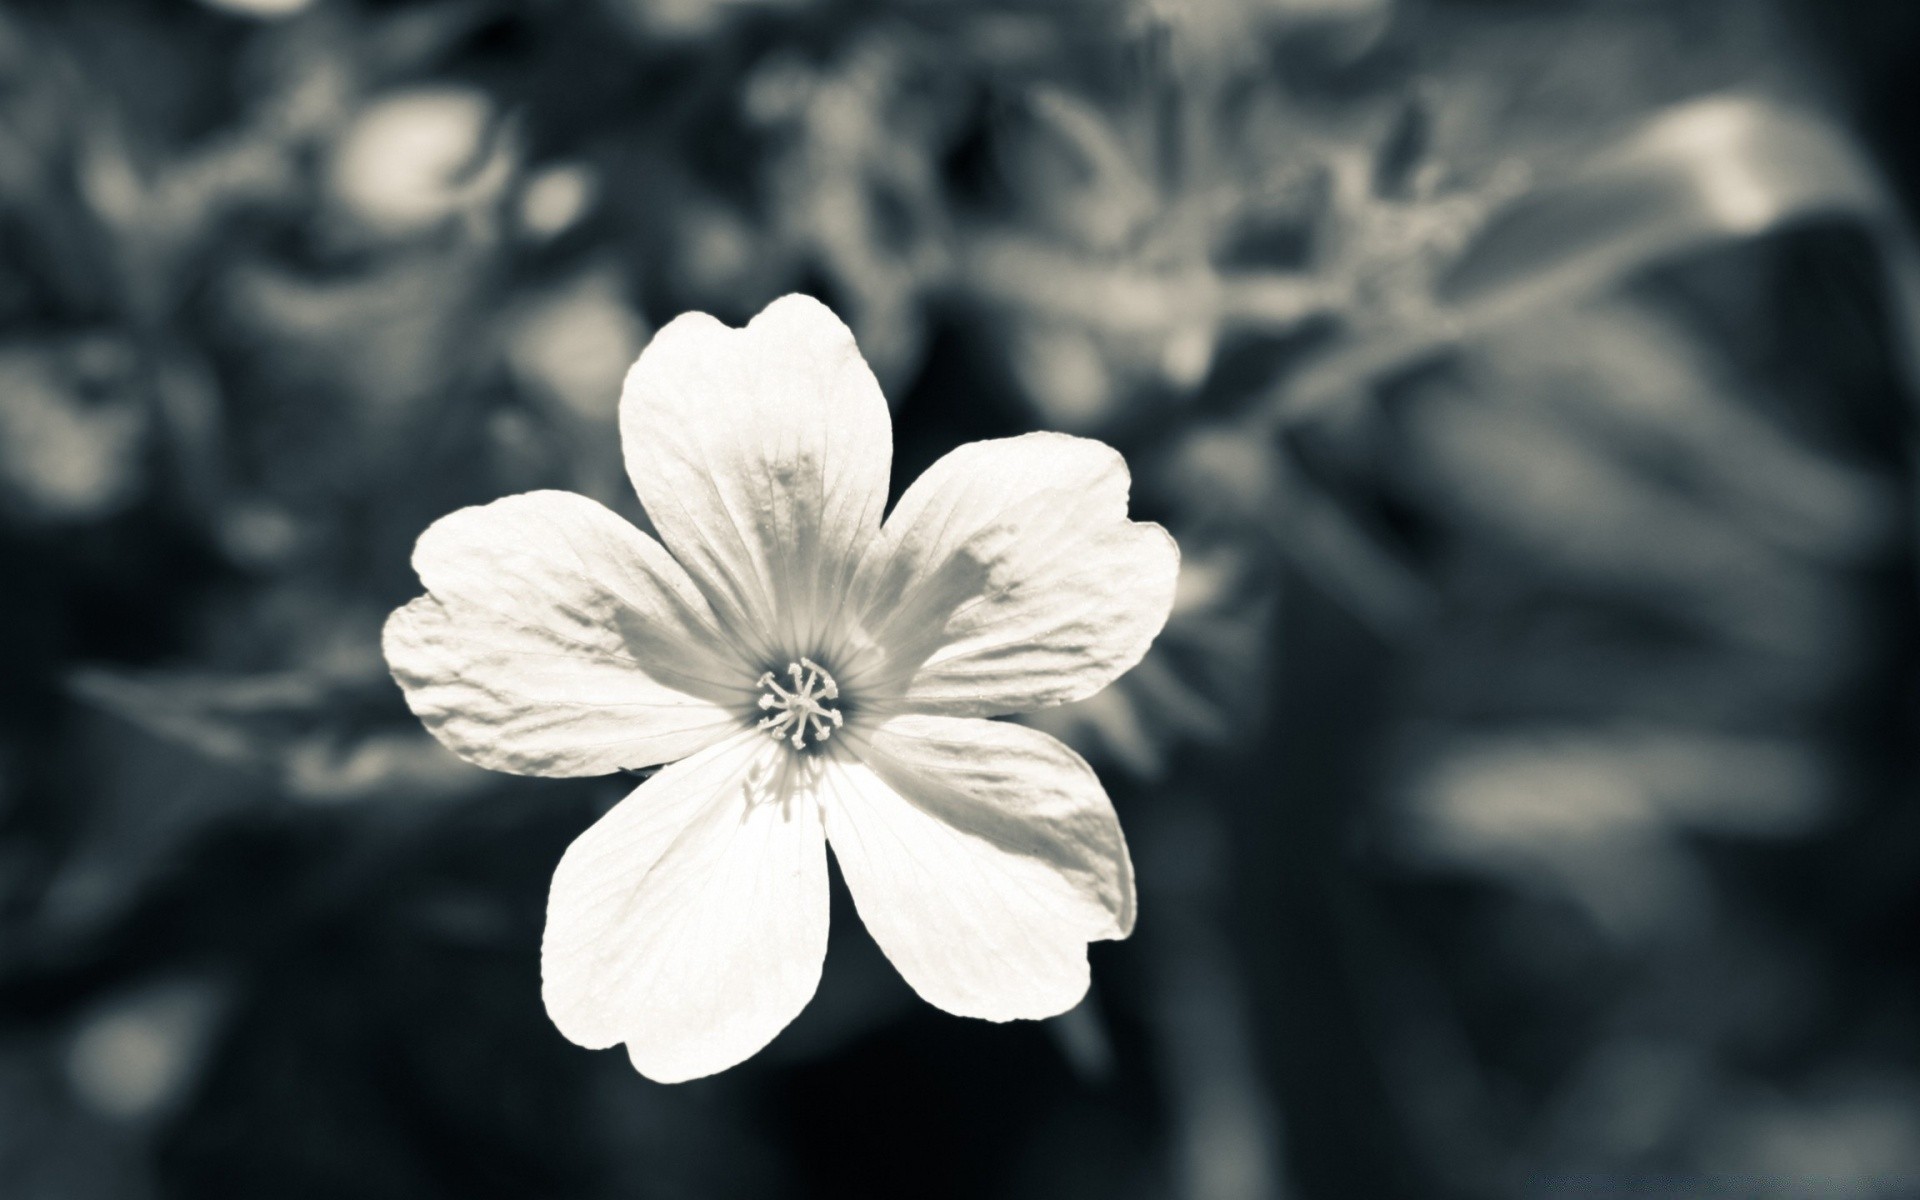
left=383, top=295, right=1178, bottom=1082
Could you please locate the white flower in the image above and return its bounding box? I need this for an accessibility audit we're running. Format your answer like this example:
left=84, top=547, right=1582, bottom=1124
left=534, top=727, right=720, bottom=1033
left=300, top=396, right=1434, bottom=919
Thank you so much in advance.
left=383, top=294, right=1178, bottom=1082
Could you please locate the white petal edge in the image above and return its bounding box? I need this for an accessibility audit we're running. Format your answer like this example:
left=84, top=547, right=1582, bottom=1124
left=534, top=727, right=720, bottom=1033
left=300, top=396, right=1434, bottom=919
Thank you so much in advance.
left=619, top=293, right=893, bottom=663
left=823, top=714, right=1135, bottom=1022
left=542, top=730, right=830, bottom=1083
left=841, top=432, right=1178, bottom=718
left=383, top=490, right=751, bottom=777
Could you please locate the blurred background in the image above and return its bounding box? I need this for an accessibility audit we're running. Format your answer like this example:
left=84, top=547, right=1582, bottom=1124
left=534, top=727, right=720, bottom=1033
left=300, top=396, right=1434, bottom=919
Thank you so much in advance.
left=3, top=0, right=1918, bottom=1196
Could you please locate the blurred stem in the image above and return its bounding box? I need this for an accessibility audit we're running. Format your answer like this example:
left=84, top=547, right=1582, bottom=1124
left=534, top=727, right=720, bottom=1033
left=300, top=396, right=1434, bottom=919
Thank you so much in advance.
left=1226, top=569, right=1437, bottom=1200
left=1264, top=469, right=1436, bottom=642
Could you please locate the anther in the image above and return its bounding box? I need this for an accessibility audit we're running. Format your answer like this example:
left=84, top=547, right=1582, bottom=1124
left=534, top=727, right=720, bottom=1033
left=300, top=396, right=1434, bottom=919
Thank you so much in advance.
left=755, top=658, right=844, bottom=750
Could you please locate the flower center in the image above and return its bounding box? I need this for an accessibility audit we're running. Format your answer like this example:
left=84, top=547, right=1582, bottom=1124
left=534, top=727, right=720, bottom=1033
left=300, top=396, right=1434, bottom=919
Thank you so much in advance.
left=756, top=658, right=844, bottom=750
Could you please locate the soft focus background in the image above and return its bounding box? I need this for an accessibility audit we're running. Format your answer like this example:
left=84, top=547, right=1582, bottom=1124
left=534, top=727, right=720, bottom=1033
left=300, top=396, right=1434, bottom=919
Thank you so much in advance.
left=3, top=0, right=1918, bottom=1197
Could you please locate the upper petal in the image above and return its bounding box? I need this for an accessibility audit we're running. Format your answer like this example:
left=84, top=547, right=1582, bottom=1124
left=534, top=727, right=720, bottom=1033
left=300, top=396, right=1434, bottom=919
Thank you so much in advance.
left=542, top=730, right=830, bottom=1083
left=843, top=432, right=1178, bottom=717
left=383, top=490, right=751, bottom=777
left=821, top=714, right=1135, bottom=1021
left=620, top=294, right=893, bottom=663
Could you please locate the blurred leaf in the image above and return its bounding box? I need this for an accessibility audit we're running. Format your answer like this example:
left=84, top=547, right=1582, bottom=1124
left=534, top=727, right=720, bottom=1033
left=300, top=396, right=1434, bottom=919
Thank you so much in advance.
left=65, top=976, right=228, bottom=1125
left=68, top=666, right=490, bottom=804
left=324, top=85, right=517, bottom=242
left=0, top=338, right=149, bottom=526
left=1281, top=95, right=1920, bottom=424
left=746, top=31, right=958, bottom=391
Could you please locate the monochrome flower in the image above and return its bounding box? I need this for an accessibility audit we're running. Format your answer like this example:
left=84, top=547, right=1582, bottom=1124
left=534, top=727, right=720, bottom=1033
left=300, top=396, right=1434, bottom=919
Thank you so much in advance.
left=383, top=294, right=1178, bottom=1082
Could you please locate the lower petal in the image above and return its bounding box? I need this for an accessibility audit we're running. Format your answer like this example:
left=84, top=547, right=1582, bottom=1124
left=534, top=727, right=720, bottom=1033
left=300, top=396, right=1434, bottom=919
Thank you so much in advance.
left=541, top=731, right=829, bottom=1083
left=822, top=715, right=1135, bottom=1022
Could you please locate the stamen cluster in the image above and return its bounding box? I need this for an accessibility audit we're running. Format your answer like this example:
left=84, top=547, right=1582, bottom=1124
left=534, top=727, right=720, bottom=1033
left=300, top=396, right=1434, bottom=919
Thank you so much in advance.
left=756, top=658, right=844, bottom=750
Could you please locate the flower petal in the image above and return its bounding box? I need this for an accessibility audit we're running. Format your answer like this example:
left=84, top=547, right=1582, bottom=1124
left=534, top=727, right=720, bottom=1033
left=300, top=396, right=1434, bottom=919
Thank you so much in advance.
left=542, top=731, right=830, bottom=1083
left=822, top=714, right=1134, bottom=1021
left=844, top=432, right=1178, bottom=717
left=384, top=490, right=750, bottom=777
left=619, top=294, right=892, bottom=662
